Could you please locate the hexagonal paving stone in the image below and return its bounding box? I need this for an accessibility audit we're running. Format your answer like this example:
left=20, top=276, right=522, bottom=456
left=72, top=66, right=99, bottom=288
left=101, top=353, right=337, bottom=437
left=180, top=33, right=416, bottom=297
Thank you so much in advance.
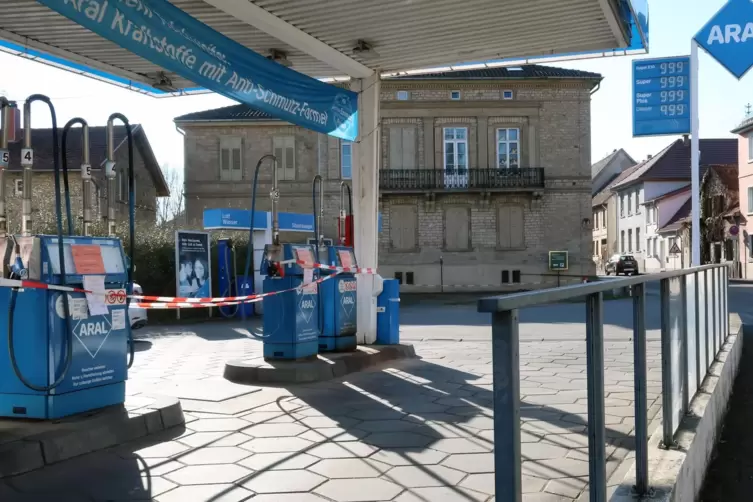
left=348, top=409, right=407, bottom=421
left=178, top=432, right=251, bottom=448
left=308, top=458, right=390, bottom=478
left=306, top=427, right=369, bottom=441
left=177, top=446, right=252, bottom=465
left=384, top=464, right=466, bottom=488
left=356, top=420, right=424, bottom=433
left=126, top=441, right=191, bottom=459
left=522, top=441, right=570, bottom=460
left=363, top=432, right=434, bottom=448
left=187, top=418, right=249, bottom=432
left=241, top=469, right=326, bottom=494
left=251, top=495, right=329, bottom=502
left=300, top=416, right=361, bottom=429
left=369, top=448, right=448, bottom=466
left=244, top=423, right=309, bottom=438
left=240, top=437, right=314, bottom=453
left=307, top=442, right=377, bottom=459
left=315, top=478, right=403, bottom=502
left=442, top=453, right=494, bottom=473
left=544, top=478, right=588, bottom=499
left=430, top=438, right=492, bottom=454
left=239, top=452, right=319, bottom=471
left=523, top=458, right=591, bottom=479
left=165, top=464, right=252, bottom=485
left=155, top=483, right=254, bottom=502
left=393, top=487, right=488, bottom=502
left=460, top=473, right=548, bottom=495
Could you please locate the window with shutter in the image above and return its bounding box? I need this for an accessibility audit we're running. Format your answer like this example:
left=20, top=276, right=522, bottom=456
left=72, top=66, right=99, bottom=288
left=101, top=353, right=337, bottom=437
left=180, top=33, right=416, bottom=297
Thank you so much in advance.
left=388, top=127, right=417, bottom=170
left=341, top=141, right=352, bottom=179
left=444, top=207, right=470, bottom=250
left=220, top=137, right=243, bottom=181
left=273, top=136, right=296, bottom=181
left=498, top=206, right=525, bottom=249
left=389, top=205, right=417, bottom=250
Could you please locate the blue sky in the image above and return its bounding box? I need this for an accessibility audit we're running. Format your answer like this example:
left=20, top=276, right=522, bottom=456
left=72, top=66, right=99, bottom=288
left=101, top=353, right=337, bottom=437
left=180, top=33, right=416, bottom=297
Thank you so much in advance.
left=0, top=0, right=747, bottom=171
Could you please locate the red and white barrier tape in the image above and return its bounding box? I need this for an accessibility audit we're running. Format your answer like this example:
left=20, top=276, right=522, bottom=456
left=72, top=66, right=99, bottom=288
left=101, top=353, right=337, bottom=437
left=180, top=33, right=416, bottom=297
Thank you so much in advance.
left=0, top=278, right=89, bottom=294
left=297, top=260, right=377, bottom=275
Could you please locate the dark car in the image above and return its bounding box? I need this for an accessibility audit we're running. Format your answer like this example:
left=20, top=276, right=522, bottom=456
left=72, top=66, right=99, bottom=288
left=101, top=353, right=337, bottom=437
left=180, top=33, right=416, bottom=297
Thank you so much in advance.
left=605, top=254, right=639, bottom=276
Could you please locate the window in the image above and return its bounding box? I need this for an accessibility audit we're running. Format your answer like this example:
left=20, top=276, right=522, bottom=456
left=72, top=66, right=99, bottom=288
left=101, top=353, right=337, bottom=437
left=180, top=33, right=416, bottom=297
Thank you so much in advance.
left=389, top=205, right=417, bottom=250
left=501, top=270, right=510, bottom=283
left=593, top=211, right=598, bottom=229
left=749, top=235, right=753, bottom=260
left=502, top=90, right=514, bottom=100
left=444, top=127, right=468, bottom=174
left=628, top=229, right=633, bottom=252
left=620, top=195, right=625, bottom=217
left=389, top=127, right=417, bottom=169
left=635, top=191, right=641, bottom=214
left=396, top=91, right=409, bottom=101
left=628, top=193, right=633, bottom=215
left=341, top=141, right=352, bottom=179
left=636, top=228, right=641, bottom=252
left=450, top=90, right=461, bottom=100
left=748, top=187, right=753, bottom=213
left=498, top=206, right=525, bottom=249
left=13, top=179, right=22, bottom=196
left=593, top=241, right=598, bottom=256
left=444, top=207, right=470, bottom=250
left=220, top=136, right=243, bottom=182
left=748, top=135, right=753, bottom=162
left=512, top=270, right=521, bottom=283
left=273, top=136, right=295, bottom=181
left=496, top=128, right=520, bottom=169
left=621, top=230, right=625, bottom=252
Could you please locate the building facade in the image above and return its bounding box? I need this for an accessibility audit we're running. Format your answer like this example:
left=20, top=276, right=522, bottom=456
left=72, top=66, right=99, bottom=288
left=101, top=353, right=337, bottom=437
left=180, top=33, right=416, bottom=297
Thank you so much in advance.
left=591, top=148, right=636, bottom=195
left=732, top=118, right=753, bottom=278
left=3, top=125, right=168, bottom=233
left=176, top=65, right=601, bottom=291
left=592, top=157, right=639, bottom=267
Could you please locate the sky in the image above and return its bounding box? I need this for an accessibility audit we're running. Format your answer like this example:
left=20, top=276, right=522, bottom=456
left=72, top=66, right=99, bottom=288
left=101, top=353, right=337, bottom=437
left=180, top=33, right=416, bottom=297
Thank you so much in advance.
left=0, top=0, right=748, bottom=173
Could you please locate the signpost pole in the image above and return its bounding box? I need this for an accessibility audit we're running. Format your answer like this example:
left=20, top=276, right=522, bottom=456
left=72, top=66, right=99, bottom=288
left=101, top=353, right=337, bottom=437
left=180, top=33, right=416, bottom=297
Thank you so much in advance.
left=690, top=40, right=701, bottom=266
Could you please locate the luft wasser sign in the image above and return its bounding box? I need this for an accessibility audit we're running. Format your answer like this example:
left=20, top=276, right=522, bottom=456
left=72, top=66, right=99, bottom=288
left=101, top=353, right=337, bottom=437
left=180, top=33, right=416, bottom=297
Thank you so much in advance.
left=40, top=0, right=359, bottom=140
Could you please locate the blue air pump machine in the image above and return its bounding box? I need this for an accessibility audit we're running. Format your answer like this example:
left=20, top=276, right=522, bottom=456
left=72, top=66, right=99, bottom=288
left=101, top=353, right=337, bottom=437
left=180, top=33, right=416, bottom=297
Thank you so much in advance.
left=314, top=178, right=358, bottom=352
left=0, top=96, right=136, bottom=419
left=257, top=156, right=320, bottom=360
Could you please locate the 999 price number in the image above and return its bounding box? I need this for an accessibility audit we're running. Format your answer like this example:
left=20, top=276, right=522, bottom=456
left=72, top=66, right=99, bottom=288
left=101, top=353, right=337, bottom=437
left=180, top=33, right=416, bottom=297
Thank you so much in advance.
left=660, top=104, right=687, bottom=117
left=660, top=76, right=686, bottom=89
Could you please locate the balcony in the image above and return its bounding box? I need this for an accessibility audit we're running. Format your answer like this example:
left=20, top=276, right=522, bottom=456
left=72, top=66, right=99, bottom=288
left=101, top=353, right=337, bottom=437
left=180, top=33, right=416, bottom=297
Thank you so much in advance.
left=379, top=168, right=545, bottom=193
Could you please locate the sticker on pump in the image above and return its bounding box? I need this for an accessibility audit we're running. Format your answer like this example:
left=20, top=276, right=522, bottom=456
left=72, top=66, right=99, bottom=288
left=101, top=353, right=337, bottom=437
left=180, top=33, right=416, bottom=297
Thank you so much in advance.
left=295, top=247, right=314, bottom=268
left=71, top=244, right=106, bottom=275
left=105, top=289, right=127, bottom=305
left=81, top=164, right=92, bottom=180
left=0, top=149, right=8, bottom=168
left=338, top=280, right=357, bottom=294
left=338, top=250, right=354, bottom=268
left=20, top=149, right=33, bottom=167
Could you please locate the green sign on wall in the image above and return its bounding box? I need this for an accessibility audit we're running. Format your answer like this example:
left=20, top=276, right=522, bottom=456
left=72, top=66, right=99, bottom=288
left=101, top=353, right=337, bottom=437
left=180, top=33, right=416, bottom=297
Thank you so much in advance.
left=549, top=251, right=569, bottom=271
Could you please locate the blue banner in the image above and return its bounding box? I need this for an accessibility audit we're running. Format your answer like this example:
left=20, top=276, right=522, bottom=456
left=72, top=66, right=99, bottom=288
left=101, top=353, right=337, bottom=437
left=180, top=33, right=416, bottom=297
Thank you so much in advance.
left=39, top=0, right=359, bottom=140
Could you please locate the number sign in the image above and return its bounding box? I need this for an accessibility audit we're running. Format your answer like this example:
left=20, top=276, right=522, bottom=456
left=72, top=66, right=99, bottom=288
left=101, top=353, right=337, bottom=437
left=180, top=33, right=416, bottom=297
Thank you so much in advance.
left=632, top=56, right=692, bottom=137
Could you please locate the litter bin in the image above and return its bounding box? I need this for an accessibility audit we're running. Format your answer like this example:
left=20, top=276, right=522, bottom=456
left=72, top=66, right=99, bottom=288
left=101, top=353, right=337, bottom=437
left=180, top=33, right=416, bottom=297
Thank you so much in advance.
left=376, top=279, right=400, bottom=345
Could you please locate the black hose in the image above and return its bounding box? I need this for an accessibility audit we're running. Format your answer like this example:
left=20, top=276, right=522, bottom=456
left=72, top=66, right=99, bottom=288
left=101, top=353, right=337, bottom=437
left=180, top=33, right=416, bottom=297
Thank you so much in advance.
left=219, top=243, right=239, bottom=318
left=313, top=178, right=320, bottom=263
left=108, top=114, right=135, bottom=369
left=8, top=94, right=73, bottom=392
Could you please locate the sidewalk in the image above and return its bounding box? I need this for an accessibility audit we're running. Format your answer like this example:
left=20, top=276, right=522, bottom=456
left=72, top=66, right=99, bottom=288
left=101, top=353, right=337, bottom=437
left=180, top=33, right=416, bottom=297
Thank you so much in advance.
left=0, top=326, right=662, bottom=502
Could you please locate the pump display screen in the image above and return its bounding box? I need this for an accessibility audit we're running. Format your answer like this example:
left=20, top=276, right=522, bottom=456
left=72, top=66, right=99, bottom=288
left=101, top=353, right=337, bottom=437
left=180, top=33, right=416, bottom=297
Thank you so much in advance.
left=337, top=249, right=355, bottom=269
left=294, top=247, right=315, bottom=268
left=46, top=239, right=126, bottom=276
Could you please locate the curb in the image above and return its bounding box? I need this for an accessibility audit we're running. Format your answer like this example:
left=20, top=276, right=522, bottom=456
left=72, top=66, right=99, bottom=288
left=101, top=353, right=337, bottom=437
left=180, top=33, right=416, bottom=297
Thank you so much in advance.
left=224, top=344, right=417, bottom=385
left=0, top=397, right=184, bottom=479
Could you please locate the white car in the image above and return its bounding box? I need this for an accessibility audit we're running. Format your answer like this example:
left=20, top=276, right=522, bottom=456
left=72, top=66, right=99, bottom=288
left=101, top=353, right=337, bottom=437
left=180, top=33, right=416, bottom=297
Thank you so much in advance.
left=129, top=282, right=147, bottom=330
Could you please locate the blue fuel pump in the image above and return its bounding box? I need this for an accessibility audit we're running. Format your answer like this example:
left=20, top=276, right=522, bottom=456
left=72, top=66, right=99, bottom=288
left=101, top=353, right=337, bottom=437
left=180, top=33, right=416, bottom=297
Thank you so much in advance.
left=217, top=238, right=254, bottom=318
left=0, top=97, right=135, bottom=419
left=313, top=179, right=357, bottom=352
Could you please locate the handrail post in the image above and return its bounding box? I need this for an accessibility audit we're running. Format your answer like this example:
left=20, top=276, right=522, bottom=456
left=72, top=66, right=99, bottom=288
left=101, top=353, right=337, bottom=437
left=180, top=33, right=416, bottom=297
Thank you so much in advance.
left=723, top=267, right=729, bottom=339
left=632, top=283, right=649, bottom=495
left=711, top=268, right=718, bottom=359
left=491, top=309, right=522, bottom=502
left=586, top=292, right=606, bottom=502
left=681, top=274, right=690, bottom=414
left=694, top=271, right=701, bottom=391
left=660, top=278, right=675, bottom=448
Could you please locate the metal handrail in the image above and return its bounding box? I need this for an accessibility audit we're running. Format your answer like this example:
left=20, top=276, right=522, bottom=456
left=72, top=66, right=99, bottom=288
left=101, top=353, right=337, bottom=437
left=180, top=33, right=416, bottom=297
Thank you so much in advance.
left=478, top=263, right=732, bottom=502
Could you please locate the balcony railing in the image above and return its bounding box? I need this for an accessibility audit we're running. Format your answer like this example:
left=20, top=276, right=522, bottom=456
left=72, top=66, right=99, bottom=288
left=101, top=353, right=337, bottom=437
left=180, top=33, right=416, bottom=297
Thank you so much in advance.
left=379, top=168, right=545, bottom=191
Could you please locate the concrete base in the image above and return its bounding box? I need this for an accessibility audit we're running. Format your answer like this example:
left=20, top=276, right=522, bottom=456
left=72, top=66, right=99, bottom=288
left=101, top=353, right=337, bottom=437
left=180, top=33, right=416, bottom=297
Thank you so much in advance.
left=224, top=344, right=417, bottom=385
left=0, top=394, right=184, bottom=479
left=609, top=314, right=744, bottom=502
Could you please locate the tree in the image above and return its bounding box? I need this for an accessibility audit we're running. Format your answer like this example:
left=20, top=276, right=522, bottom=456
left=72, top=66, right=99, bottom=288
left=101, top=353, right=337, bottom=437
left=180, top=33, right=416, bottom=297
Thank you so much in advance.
left=157, top=164, right=184, bottom=227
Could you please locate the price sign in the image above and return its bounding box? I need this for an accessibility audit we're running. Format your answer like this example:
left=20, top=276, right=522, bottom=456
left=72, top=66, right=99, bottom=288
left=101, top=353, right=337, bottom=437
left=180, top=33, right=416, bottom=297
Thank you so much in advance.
left=0, top=149, right=8, bottom=168
left=20, top=149, right=33, bottom=167
left=632, top=56, right=692, bottom=137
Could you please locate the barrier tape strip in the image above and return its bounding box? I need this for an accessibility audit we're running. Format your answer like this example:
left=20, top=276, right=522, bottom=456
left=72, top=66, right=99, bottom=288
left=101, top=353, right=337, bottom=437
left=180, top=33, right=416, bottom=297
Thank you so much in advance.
left=297, top=260, right=377, bottom=275
left=0, top=278, right=89, bottom=294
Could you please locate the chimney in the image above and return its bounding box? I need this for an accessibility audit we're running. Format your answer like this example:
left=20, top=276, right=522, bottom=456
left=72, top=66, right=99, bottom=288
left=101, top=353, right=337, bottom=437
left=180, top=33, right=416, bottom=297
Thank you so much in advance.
left=647, top=154, right=653, bottom=160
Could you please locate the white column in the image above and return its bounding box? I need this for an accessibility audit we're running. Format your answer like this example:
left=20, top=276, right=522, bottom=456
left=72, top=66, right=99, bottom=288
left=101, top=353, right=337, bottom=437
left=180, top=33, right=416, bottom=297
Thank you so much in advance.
left=690, top=41, right=701, bottom=266
left=351, top=72, right=380, bottom=344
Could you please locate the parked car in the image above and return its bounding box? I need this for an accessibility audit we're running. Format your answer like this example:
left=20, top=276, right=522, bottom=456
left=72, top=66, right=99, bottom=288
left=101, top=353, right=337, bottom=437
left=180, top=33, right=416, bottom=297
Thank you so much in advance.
left=605, top=254, right=639, bottom=276
left=129, top=282, right=147, bottom=329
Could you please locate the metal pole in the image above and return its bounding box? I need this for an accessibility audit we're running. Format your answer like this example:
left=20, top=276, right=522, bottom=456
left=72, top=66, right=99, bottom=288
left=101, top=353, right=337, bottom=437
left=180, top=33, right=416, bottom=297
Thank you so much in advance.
left=105, top=118, right=117, bottom=237
left=695, top=271, right=701, bottom=390
left=0, top=98, right=10, bottom=238
left=586, top=292, right=607, bottom=502
left=632, top=284, right=649, bottom=495
left=80, top=122, right=91, bottom=236
left=724, top=269, right=729, bottom=339
left=660, top=278, right=675, bottom=447
left=491, top=309, right=522, bottom=502
left=711, top=269, right=717, bottom=359
left=271, top=157, right=279, bottom=246
left=690, top=40, right=701, bottom=266
left=21, top=100, right=33, bottom=236
left=681, top=275, right=690, bottom=414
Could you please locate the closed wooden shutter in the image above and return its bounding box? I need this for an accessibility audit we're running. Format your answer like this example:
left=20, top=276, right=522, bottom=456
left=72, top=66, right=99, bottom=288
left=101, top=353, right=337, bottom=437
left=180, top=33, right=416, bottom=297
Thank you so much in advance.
left=390, top=205, right=417, bottom=250
left=445, top=207, right=469, bottom=250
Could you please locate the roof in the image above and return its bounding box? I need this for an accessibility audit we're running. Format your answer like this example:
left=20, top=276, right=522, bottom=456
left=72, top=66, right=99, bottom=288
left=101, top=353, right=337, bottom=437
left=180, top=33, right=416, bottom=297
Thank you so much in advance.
left=643, top=185, right=690, bottom=204
left=591, top=148, right=636, bottom=179
left=175, top=64, right=602, bottom=123
left=659, top=199, right=692, bottom=233
left=613, top=138, right=738, bottom=189
left=592, top=162, right=644, bottom=207
left=6, top=126, right=170, bottom=197
left=731, top=116, right=753, bottom=135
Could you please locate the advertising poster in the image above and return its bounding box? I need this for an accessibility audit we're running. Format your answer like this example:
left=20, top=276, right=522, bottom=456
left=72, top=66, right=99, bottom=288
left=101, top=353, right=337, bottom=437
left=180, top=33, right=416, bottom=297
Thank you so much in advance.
left=175, top=231, right=212, bottom=299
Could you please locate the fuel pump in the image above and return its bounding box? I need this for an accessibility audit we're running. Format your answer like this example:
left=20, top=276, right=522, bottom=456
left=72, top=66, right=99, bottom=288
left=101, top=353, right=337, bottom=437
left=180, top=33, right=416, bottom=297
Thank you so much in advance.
left=259, top=156, right=320, bottom=360
left=218, top=237, right=247, bottom=318
left=0, top=98, right=135, bottom=419
left=315, top=178, right=357, bottom=352
left=338, top=181, right=354, bottom=247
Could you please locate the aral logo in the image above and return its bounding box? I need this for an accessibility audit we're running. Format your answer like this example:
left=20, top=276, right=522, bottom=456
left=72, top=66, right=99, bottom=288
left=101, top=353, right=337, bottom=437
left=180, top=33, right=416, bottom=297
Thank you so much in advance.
left=694, top=0, right=753, bottom=79
left=706, top=23, right=753, bottom=44
left=73, top=316, right=113, bottom=359
left=79, top=321, right=108, bottom=336
left=342, top=296, right=355, bottom=305
left=300, top=299, right=315, bottom=310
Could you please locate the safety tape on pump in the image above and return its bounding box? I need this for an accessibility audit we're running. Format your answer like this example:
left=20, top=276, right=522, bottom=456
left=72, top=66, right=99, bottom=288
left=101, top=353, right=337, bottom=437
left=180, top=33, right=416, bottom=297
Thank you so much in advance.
left=0, top=278, right=90, bottom=294
left=129, top=271, right=342, bottom=309
left=296, top=260, right=377, bottom=275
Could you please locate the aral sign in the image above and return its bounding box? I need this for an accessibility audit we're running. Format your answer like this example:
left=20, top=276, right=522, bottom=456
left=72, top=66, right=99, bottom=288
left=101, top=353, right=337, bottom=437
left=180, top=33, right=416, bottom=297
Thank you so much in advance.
left=695, top=0, right=753, bottom=79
